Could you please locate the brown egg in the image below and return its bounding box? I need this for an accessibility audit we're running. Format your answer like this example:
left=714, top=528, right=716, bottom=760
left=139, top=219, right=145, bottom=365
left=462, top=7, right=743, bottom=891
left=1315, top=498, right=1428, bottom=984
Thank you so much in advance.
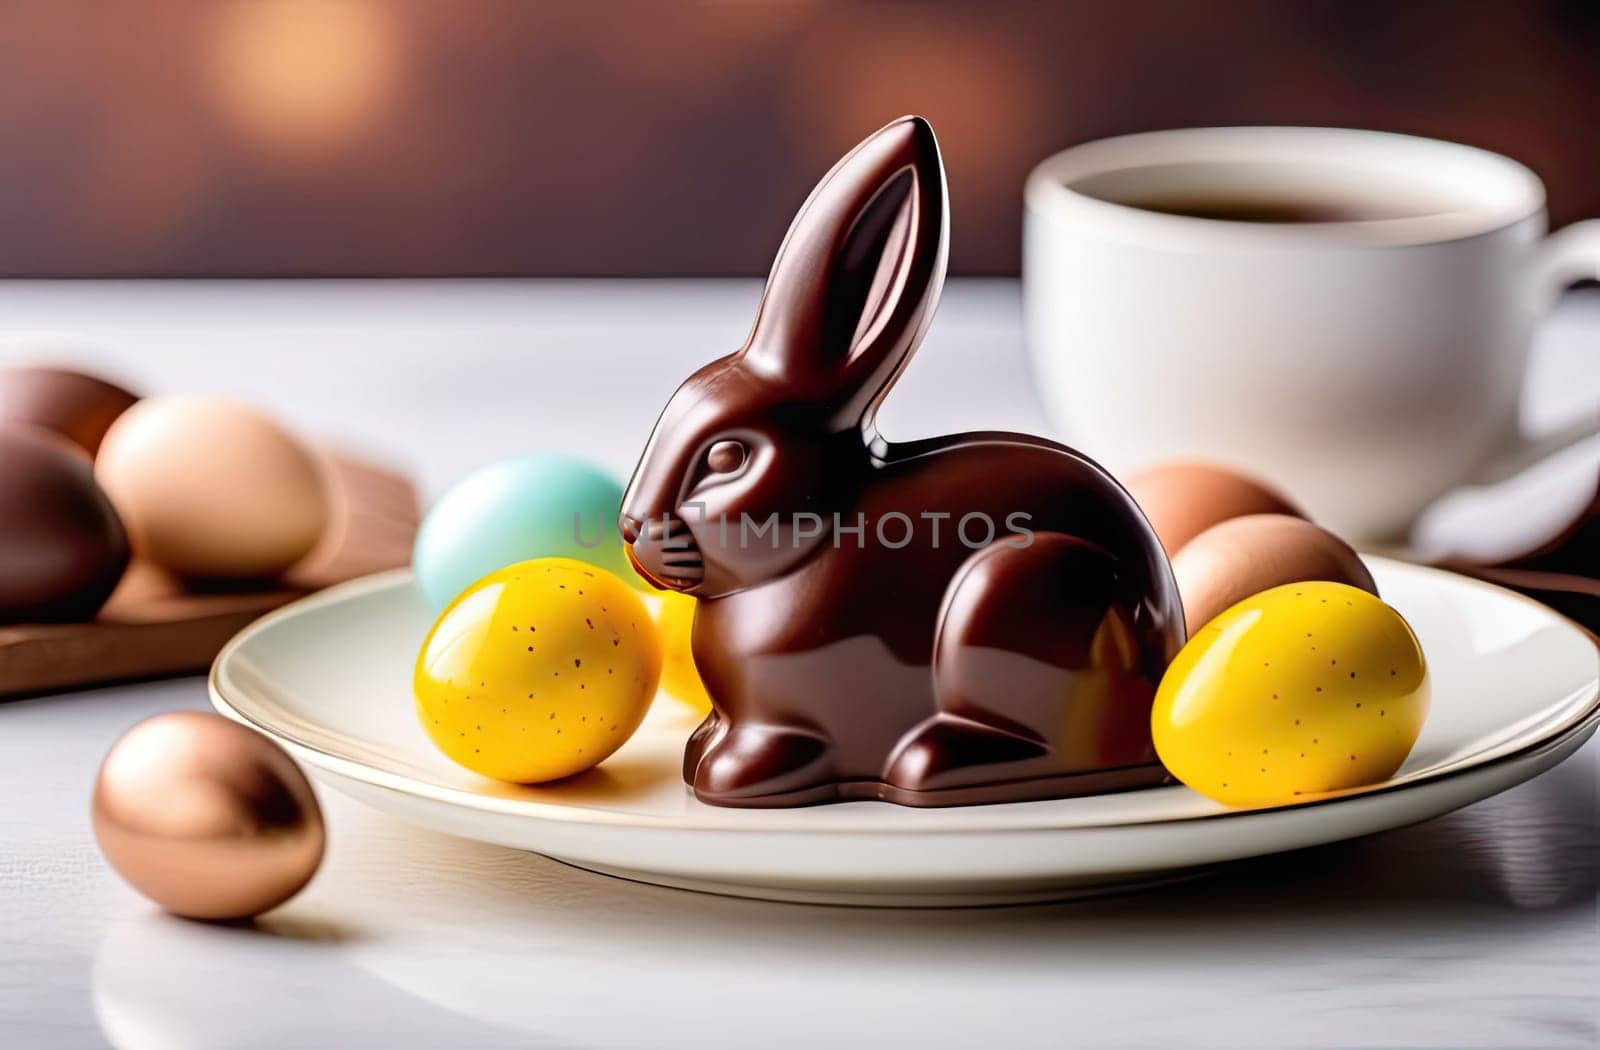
left=96, top=395, right=329, bottom=579
left=1173, top=513, right=1378, bottom=634
left=1126, top=460, right=1304, bottom=556
left=92, top=711, right=324, bottom=920
left=0, top=422, right=130, bottom=623
left=0, top=365, right=138, bottom=457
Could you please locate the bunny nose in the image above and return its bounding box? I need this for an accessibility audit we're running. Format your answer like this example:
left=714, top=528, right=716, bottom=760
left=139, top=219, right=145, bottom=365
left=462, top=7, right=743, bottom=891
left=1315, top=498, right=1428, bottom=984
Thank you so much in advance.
left=619, top=514, right=642, bottom=545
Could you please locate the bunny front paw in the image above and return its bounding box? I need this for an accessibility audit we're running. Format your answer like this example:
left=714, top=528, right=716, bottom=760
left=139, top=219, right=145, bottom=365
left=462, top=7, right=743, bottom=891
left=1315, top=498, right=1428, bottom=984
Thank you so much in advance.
left=882, top=715, right=1051, bottom=791
left=688, top=725, right=838, bottom=807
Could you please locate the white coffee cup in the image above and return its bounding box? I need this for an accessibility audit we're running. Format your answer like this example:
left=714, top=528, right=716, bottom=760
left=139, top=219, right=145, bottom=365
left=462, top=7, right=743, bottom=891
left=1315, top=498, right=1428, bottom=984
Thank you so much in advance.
left=1024, top=126, right=1600, bottom=540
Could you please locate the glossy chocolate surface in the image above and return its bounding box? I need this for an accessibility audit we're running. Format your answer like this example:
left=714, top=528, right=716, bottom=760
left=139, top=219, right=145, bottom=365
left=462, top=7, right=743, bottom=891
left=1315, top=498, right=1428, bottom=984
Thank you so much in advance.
left=0, top=366, right=138, bottom=457
left=622, top=117, right=1184, bottom=807
left=0, top=423, right=130, bottom=623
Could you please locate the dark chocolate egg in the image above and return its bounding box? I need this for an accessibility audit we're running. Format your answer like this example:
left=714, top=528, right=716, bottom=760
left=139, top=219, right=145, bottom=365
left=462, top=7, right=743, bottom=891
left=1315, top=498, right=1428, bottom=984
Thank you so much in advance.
left=0, top=422, right=130, bottom=623
left=0, top=365, right=138, bottom=457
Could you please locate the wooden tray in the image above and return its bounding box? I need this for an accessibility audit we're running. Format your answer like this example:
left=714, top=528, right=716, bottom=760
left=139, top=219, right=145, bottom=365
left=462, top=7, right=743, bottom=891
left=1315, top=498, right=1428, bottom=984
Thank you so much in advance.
left=0, top=452, right=418, bottom=698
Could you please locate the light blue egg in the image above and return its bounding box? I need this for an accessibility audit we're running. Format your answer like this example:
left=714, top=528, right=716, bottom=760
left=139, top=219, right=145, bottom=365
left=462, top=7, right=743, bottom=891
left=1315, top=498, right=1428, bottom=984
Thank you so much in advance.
left=413, top=453, right=635, bottom=612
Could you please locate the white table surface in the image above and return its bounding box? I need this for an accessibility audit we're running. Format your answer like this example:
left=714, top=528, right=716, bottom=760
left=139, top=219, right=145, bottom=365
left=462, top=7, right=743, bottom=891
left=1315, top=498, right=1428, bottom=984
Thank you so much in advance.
left=0, top=279, right=1595, bottom=1049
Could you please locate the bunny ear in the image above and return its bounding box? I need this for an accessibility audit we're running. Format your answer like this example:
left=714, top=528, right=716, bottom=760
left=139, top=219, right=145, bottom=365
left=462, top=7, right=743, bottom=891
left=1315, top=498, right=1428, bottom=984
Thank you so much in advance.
left=742, top=115, right=949, bottom=426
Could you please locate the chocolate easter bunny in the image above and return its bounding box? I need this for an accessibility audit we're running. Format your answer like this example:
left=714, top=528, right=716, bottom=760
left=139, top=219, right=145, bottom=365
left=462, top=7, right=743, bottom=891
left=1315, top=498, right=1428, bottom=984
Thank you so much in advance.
left=622, top=116, right=1184, bottom=807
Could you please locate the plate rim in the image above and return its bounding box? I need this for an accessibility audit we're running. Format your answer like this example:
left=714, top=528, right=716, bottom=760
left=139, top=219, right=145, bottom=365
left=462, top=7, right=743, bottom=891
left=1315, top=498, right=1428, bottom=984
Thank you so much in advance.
left=209, top=560, right=1600, bottom=836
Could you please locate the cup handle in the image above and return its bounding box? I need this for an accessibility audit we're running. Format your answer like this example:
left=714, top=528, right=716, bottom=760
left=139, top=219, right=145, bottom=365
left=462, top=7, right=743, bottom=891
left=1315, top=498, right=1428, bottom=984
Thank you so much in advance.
left=1471, top=220, right=1600, bottom=485
left=1534, top=218, right=1600, bottom=292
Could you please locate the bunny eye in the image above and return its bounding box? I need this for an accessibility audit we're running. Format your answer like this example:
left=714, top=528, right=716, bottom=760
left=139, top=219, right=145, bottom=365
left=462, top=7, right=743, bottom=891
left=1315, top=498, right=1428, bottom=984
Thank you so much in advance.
left=705, top=440, right=746, bottom=474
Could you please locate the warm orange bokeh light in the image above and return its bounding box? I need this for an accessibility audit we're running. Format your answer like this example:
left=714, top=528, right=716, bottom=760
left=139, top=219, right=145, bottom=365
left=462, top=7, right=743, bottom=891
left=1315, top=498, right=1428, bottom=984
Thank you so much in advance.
left=784, top=12, right=1048, bottom=226
left=0, top=3, right=1593, bottom=275
left=204, top=0, right=404, bottom=157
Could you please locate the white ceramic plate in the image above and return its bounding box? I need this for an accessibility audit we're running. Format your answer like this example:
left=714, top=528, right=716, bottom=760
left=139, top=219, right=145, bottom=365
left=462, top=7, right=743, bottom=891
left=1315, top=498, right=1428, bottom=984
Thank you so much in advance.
left=210, top=559, right=1598, bottom=906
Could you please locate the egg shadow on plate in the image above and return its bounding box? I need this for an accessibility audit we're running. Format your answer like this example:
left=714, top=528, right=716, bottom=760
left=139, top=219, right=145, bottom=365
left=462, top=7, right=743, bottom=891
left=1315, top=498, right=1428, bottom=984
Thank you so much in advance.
left=467, top=703, right=703, bottom=805
left=472, top=754, right=683, bottom=805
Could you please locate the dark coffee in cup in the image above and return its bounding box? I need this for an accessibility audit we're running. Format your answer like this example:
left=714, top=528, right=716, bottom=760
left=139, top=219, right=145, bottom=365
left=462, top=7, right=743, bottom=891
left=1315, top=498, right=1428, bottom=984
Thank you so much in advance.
left=1112, top=194, right=1416, bottom=224
left=1024, top=126, right=1600, bottom=539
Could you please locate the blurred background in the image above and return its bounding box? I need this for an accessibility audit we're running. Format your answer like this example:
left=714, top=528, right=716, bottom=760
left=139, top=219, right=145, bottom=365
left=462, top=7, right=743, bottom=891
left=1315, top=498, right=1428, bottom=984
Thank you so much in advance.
left=2, top=0, right=1598, bottom=277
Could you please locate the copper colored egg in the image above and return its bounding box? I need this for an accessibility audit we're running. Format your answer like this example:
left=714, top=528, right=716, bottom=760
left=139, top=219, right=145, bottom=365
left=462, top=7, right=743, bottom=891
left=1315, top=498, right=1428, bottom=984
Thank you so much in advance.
left=0, top=365, right=138, bottom=457
left=1172, top=513, right=1378, bottom=634
left=1126, top=460, right=1304, bottom=556
left=92, top=711, right=324, bottom=920
left=0, top=422, right=130, bottom=623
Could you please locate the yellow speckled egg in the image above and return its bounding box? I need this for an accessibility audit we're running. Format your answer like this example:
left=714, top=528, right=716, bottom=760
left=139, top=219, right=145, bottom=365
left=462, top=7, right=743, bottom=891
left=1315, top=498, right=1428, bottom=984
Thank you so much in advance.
left=414, top=558, right=660, bottom=783
left=1151, top=581, right=1428, bottom=807
left=655, top=591, right=712, bottom=713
